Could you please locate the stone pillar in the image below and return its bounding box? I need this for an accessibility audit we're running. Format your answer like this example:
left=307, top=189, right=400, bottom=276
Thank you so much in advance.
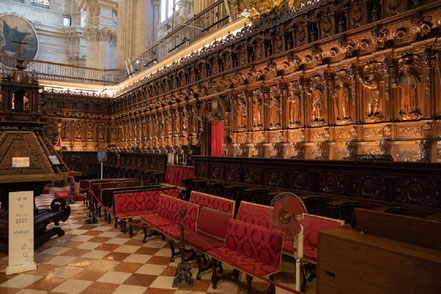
left=117, top=0, right=151, bottom=68
left=82, top=0, right=117, bottom=69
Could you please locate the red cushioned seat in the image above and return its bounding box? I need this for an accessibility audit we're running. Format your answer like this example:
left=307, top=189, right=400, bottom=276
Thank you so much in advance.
left=207, top=219, right=283, bottom=277
left=197, top=206, right=232, bottom=240
left=141, top=214, right=171, bottom=228
left=236, top=201, right=273, bottom=229
left=141, top=193, right=199, bottom=240
left=282, top=214, right=344, bottom=261
left=160, top=224, right=181, bottom=239
left=207, top=246, right=280, bottom=277
left=185, top=231, right=225, bottom=251
left=190, top=191, right=235, bottom=214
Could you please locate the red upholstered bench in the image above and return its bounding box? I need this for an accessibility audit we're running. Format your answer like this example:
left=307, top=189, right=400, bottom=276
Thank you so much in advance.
left=236, top=201, right=273, bottom=228
left=189, top=191, right=235, bottom=214
left=113, top=188, right=179, bottom=237
left=206, top=219, right=283, bottom=293
left=141, top=193, right=199, bottom=261
left=184, top=206, right=233, bottom=279
left=283, top=214, right=344, bottom=262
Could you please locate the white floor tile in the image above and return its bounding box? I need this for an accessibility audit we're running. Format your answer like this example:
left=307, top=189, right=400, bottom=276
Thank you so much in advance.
left=44, top=255, right=76, bottom=266
left=105, top=238, right=128, bottom=245
left=123, top=254, right=152, bottom=263
left=114, top=245, right=140, bottom=254
left=97, top=271, right=132, bottom=284
left=51, top=266, right=84, bottom=279
left=81, top=250, right=110, bottom=259
left=40, top=246, right=69, bottom=255
left=149, top=276, right=175, bottom=289
left=51, top=279, right=93, bottom=294
left=135, top=264, right=167, bottom=275
left=113, top=284, right=147, bottom=294
left=76, top=242, right=101, bottom=250
left=0, top=274, right=42, bottom=288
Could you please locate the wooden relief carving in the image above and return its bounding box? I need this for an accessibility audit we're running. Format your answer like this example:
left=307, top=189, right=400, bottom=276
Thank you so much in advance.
left=396, top=54, right=423, bottom=120
left=287, top=79, right=303, bottom=128
left=268, top=85, right=282, bottom=129
left=333, top=69, right=355, bottom=125
left=358, top=60, right=387, bottom=122
left=252, top=88, right=264, bottom=130
left=236, top=91, right=248, bottom=131
left=306, top=75, right=326, bottom=126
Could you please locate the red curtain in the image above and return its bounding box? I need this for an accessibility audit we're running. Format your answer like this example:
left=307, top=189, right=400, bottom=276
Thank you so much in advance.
left=165, top=165, right=195, bottom=186
left=211, top=120, right=224, bottom=157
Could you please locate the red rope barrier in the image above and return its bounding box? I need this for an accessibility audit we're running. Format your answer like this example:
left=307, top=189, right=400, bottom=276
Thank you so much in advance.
left=84, top=186, right=304, bottom=294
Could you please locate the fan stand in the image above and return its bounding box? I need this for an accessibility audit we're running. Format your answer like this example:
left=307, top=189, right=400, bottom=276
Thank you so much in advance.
left=293, top=226, right=303, bottom=292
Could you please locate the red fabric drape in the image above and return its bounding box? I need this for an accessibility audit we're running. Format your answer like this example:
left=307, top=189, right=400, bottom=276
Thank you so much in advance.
left=165, top=165, right=195, bottom=187
left=211, top=120, right=224, bottom=157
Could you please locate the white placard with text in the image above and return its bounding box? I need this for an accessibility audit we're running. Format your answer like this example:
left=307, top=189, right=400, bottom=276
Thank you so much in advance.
left=6, top=191, right=37, bottom=275
left=12, top=157, right=30, bottom=168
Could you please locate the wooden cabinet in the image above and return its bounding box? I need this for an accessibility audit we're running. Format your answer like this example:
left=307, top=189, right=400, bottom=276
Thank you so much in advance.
left=317, top=225, right=441, bottom=294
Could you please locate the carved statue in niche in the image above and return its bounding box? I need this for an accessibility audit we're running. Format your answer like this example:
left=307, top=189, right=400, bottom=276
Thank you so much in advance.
left=173, top=110, right=180, bottom=134
left=273, top=31, right=284, bottom=54
left=254, top=38, right=264, bottom=60
left=333, top=70, right=353, bottom=124
left=397, top=54, right=422, bottom=120
left=237, top=91, right=247, bottom=131
left=268, top=85, right=282, bottom=129
left=305, top=76, right=325, bottom=125
left=287, top=79, right=302, bottom=128
left=182, top=106, right=189, bottom=135
left=359, top=62, right=384, bottom=122
left=75, top=121, right=82, bottom=140
left=252, top=88, right=264, bottom=130
left=86, top=122, right=93, bottom=141
left=238, top=45, right=247, bottom=66
left=63, top=121, right=71, bottom=141
left=98, top=123, right=105, bottom=141
left=320, top=12, right=333, bottom=38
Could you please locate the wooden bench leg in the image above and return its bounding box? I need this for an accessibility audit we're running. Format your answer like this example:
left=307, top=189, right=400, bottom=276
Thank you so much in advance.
left=246, top=274, right=253, bottom=292
left=129, top=218, right=133, bottom=238
left=211, top=259, right=219, bottom=289
left=142, top=229, right=163, bottom=243
left=114, top=216, right=118, bottom=228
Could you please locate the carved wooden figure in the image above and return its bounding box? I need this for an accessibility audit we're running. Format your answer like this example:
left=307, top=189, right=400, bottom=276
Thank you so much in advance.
left=333, top=70, right=353, bottom=124
left=306, top=76, right=326, bottom=125
left=359, top=61, right=385, bottom=122
left=236, top=91, right=248, bottom=131
left=268, top=85, right=282, bottom=129
left=287, top=79, right=303, bottom=128
left=252, top=88, right=264, bottom=130
left=397, top=54, right=423, bottom=120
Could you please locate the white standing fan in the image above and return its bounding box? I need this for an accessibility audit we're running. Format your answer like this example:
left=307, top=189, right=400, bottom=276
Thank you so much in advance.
left=270, top=192, right=307, bottom=292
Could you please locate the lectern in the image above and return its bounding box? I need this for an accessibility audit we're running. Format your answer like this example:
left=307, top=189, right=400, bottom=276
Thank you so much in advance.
left=0, top=54, right=71, bottom=252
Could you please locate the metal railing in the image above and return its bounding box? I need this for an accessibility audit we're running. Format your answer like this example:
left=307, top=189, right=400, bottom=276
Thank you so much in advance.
left=0, top=54, right=124, bottom=85
left=132, top=0, right=238, bottom=72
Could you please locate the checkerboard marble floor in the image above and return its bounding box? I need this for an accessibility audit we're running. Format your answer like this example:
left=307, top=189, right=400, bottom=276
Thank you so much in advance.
left=0, top=193, right=312, bottom=294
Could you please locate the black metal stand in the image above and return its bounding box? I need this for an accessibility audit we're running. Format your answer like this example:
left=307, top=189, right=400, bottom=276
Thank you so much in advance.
left=172, top=208, right=193, bottom=288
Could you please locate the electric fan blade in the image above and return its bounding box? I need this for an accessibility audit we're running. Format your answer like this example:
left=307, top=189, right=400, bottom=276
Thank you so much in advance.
left=284, top=195, right=306, bottom=215
left=286, top=217, right=302, bottom=236
left=272, top=201, right=283, bottom=226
